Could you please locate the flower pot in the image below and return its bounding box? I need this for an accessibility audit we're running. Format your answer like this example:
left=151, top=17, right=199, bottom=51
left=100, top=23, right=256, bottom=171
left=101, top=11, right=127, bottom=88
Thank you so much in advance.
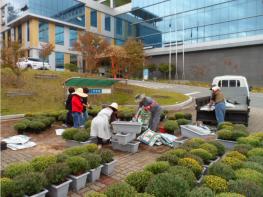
left=87, top=165, right=103, bottom=183
left=25, top=189, right=48, bottom=197
left=112, top=121, right=142, bottom=134
left=68, top=172, right=89, bottom=191
left=112, top=133, right=136, bottom=145
left=216, top=139, right=237, bottom=149
left=101, top=160, right=117, bottom=176
left=47, top=179, right=72, bottom=197
left=65, top=139, right=95, bottom=147
left=180, top=125, right=216, bottom=139
left=204, top=156, right=221, bottom=168
left=111, top=140, right=140, bottom=153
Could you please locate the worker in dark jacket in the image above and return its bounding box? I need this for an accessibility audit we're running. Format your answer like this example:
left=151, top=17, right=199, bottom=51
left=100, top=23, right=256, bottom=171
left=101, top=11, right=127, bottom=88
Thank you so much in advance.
left=65, top=87, right=75, bottom=127
left=209, top=86, right=226, bottom=125
left=81, top=87, right=90, bottom=124
left=72, top=88, right=87, bottom=128
left=135, top=94, right=162, bottom=132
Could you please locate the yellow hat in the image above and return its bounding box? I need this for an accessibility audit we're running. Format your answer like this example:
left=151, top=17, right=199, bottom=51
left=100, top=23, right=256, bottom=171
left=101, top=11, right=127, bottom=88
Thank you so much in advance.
left=72, top=88, right=88, bottom=97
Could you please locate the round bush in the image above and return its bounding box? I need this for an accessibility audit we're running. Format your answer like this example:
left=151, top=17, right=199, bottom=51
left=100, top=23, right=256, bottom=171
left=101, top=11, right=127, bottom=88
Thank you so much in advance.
left=232, top=130, right=249, bottom=140
left=14, top=123, right=27, bottom=133
left=218, top=122, right=233, bottom=130
left=237, top=136, right=261, bottom=147
left=66, top=156, right=88, bottom=175
left=85, top=192, right=107, bottom=197
left=168, top=166, right=196, bottom=188
left=233, top=144, right=252, bottom=156
left=215, top=193, right=245, bottom=197
left=184, top=153, right=204, bottom=165
left=165, top=148, right=187, bottom=158
left=164, top=120, right=179, bottom=134
left=200, top=143, right=218, bottom=159
left=125, top=171, right=153, bottom=192
left=62, top=128, right=79, bottom=140
left=221, top=125, right=234, bottom=131
left=0, top=178, right=15, bottom=197
left=135, top=193, right=154, bottom=197
left=45, top=163, right=70, bottom=185
left=190, top=148, right=213, bottom=164
left=144, top=161, right=170, bottom=174
left=28, top=120, right=45, bottom=132
left=20, top=119, right=31, bottom=127
left=226, top=151, right=246, bottom=161
left=242, top=161, right=263, bottom=174
left=58, top=111, right=67, bottom=122
left=228, top=179, right=263, bottom=197
left=187, top=187, right=214, bottom=197
left=208, top=141, right=225, bottom=156
left=156, top=153, right=178, bottom=166
left=203, top=175, right=228, bottom=193
left=73, top=131, right=90, bottom=142
left=221, top=157, right=243, bottom=169
left=184, top=138, right=206, bottom=149
left=105, top=182, right=137, bottom=197
left=208, top=162, right=236, bottom=180
left=235, top=168, right=263, bottom=187
left=233, top=124, right=247, bottom=132
left=81, top=153, right=101, bottom=169
left=13, top=172, right=47, bottom=196
left=248, top=156, right=263, bottom=165
left=176, top=118, right=190, bottom=126
left=184, top=113, right=192, bottom=120
left=84, top=144, right=98, bottom=153
left=63, top=146, right=87, bottom=156
left=3, top=162, right=32, bottom=178
left=84, top=120, right=92, bottom=129
left=31, top=155, right=57, bottom=172
left=217, top=129, right=233, bottom=140
left=251, top=132, right=263, bottom=140
left=175, top=112, right=185, bottom=119
left=100, top=149, right=114, bottom=164
left=56, top=153, right=69, bottom=163
left=248, top=148, right=263, bottom=157
left=178, top=158, right=202, bottom=177
left=145, top=173, right=190, bottom=197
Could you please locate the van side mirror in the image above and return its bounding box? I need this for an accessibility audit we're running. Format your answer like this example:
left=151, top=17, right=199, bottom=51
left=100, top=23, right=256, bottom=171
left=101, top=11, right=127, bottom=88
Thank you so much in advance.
left=249, top=86, right=253, bottom=91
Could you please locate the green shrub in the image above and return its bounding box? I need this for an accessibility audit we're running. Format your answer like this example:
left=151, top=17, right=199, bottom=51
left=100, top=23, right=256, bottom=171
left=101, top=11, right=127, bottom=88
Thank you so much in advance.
left=178, top=158, right=203, bottom=177
left=248, top=156, right=263, bottom=165
left=85, top=120, right=92, bottom=129
left=200, top=143, right=218, bottom=159
left=242, top=161, right=263, bottom=174
left=105, top=182, right=137, bottom=197
left=144, top=161, right=170, bottom=174
left=0, top=178, right=15, bottom=197
left=125, top=171, right=153, bottom=192
left=184, top=113, right=192, bottom=120
left=233, top=124, right=247, bottom=132
left=232, top=130, right=249, bottom=140
left=31, top=155, right=57, bottom=172
left=208, top=162, right=236, bottom=180
left=176, top=118, right=190, bottom=126
left=208, top=141, right=225, bottom=156
left=165, top=148, right=187, bottom=158
left=221, top=125, right=234, bottom=131
left=58, top=111, right=67, bottom=122
left=45, top=163, right=70, bottom=185
left=190, top=148, right=213, bottom=164
left=228, top=179, right=263, bottom=197
left=135, top=193, right=154, bottom=197
left=84, top=192, right=107, bottom=197
left=62, top=128, right=79, bottom=140
left=28, top=120, right=46, bottom=132
left=63, top=146, right=87, bottom=156
left=184, top=138, right=206, bottom=149
left=225, top=151, right=246, bottom=161
left=218, top=122, right=233, bottom=130
left=84, top=144, right=98, bottom=153
left=13, top=172, right=47, bottom=196
left=164, top=120, right=179, bottom=134
left=237, top=136, right=262, bottom=147
left=248, top=148, right=263, bottom=157
left=81, top=153, right=101, bottom=169
left=251, top=132, right=263, bottom=140
left=215, top=193, right=245, bottom=197
left=203, top=175, right=228, bottom=193
left=100, top=149, right=114, bottom=164
left=235, top=168, right=263, bottom=187
left=156, top=153, right=178, bottom=165
left=65, top=63, right=78, bottom=72
left=20, top=119, right=31, bottom=127
left=184, top=153, right=204, bottom=165
left=168, top=166, right=196, bottom=188
left=187, top=187, right=214, bottom=197
left=73, top=131, right=90, bottom=142
left=145, top=173, right=190, bottom=197
left=175, top=112, right=185, bottom=119
left=56, top=153, right=69, bottom=163
left=14, top=123, right=27, bottom=133
left=221, top=157, right=243, bottom=169
left=233, top=144, right=252, bottom=156
left=66, top=156, right=88, bottom=175
left=217, top=129, right=233, bottom=140
left=89, top=106, right=101, bottom=117
left=3, top=162, right=32, bottom=178
left=167, top=116, right=177, bottom=120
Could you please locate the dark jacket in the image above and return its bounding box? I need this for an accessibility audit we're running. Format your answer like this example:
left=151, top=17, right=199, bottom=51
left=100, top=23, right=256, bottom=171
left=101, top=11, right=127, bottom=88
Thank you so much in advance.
left=66, top=94, right=73, bottom=111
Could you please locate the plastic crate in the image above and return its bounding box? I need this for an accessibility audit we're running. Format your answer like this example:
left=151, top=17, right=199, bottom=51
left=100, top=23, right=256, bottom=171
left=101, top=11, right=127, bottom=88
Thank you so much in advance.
left=111, top=139, right=140, bottom=153
left=112, top=121, right=142, bottom=134
left=180, top=125, right=216, bottom=139
left=112, top=132, right=136, bottom=145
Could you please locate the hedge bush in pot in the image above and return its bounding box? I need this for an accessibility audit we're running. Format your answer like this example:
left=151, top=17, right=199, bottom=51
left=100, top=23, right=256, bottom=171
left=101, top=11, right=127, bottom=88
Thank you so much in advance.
left=73, top=131, right=90, bottom=142
left=231, top=130, right=249, bottom=140
left=14, top=123, right=27, bottom=134
left=145, top=173, right=190, bottom=197
left=85, top=192, right=107, bottom=197
left=248, top=156, right=263, bottom=165
left=187, top=186, right=214, bottom=197
left=189, top=148, right=213, bottom=164
left=225, top=151, right=247, bottom=161
left=218, top=122, right=233, bottom=130
left=105, top=182, right=137, bottom=197
left=164, top=120, right=179, bottom=134
left=208, top=162, right=236, bottom=180
left=208, top=141, right=225, bottom=156
left=242, top=161, right=263, bottom=174
left=45, top=163, right=70, bottom=186
left=81, top=153, right=101, bottom=169
left=176, top=118, right=190, bottom=126
left=156, top=153, right=178, bottom=166
left=100, top=149, right=114, bottom=164
left=184, top=138, right=206, bottom=149
left=62, top=128, right=79, bottom=140
left=233, top=144, right=252, bottom=156
left=144, top=161, right=170, bottom=174
left=168, top=166, right=196, bottom=188
left=31, top=155, right=57, bottom=172
left=215, top=193, right=245, bottom=197
left=221, top=157, right=243, bottom=169
left=174, top=112, right=185, bottom=119
left=125, top=171, right=153, bottom=193
left=178, top=157, right=203, bottom=178
left=247, top=148, right=263, bottom=157
left=184, top=153, right=204, bottom=165
left=203, top=175, right=228, bottom=193
left=66, top=156, right=89, bottom=175
left=63, top=146, right=87, bottom=156
left=199, top=143, right=218, bottom=159
left=235, top=168, right=263, bottom=187
left=237, top=136, right=262, bottom=147
left=228, top=179, right=263, bottom=197
left=165, top=148, right=187, bottom=158
left=84, top=144, right=98, bottom=153
left=56, top=153, right=70, bottom=163
left=3, top=162, right=32, bottom=178
left=217, top=129, right=233, bottom=140
left=0, top=178, right=15, bottom=197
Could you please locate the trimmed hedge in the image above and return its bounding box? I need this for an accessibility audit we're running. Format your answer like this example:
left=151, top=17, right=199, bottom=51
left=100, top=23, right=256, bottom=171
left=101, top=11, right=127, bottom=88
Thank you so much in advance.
left=3, top=162, right=32, bottom=178
left=105, top=182, right=137, bottom=197
left=203, top=175, right=228, bottom=193
left=125, top=171, right=153, bottom=192
left=235, top=168, right=263, bottom=187
left=168, top=166, right=196, bottom=188
left=190, top=148, right=213, bottom=164
left=156, top=153, right=179, bottom=166
left=178, top=158, right=203, bottom=177
left=228, top=179, right=263, bottom=197
left=208, top=141, right=225, bottom=156
left=164, top=120, right=179, bottom=134
left=0, top=178, right=15, bottom=197
left=187, top=187, right=214, bottom=197
left=144, top=161, right=170, bottom=174
left=208, top=162, right=236, bottom=180
left=31, top=155, right=57, bottom=172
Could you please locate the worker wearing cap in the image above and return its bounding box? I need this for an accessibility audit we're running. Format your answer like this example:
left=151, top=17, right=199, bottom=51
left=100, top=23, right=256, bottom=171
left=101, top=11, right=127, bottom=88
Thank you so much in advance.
left=209, top=86, right=226, bottom=125
left=135, top=94, right=162, bottom=132
left=90, top=103, right=118, bottom=148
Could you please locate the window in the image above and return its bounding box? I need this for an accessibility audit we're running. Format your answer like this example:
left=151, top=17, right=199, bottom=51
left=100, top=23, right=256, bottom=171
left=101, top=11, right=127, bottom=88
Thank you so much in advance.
left=70, top=54, right=77, bottom=65
left=27, top=21, right=30, bottom=41
left=39, top=21, right=49, bottom=42
left=230, top=80, right=236, bottom=87
left=55, top=25, right=64, bottom=45
left=55, top=52, right=64, bottom=70
left=69, top=29, right=77, bottom=47
left=105, top=15, right=111, bottom=31
left=91, top=9, right=97, bottom=27
left=18, top=25, right=22, bottom=43
left=116, top=18, right=123, bottom=35
left=222, top=80, right=228, bottom=87
left=116, top=39, right=124, bottom=45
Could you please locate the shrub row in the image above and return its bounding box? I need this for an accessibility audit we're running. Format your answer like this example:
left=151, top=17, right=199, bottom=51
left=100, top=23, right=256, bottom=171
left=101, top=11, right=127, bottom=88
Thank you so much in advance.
left=62, top=128, right=90, bottom=142
left=217, top=123, right=249, bottom=141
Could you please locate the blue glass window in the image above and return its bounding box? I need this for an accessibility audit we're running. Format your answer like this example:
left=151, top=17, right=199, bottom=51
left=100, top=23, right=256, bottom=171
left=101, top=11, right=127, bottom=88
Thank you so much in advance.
left=27, top=21, right=30, bottom=42
left=70, top=29, right=77, bottom=47
left=116, top=18, right=123, bottom=35
left=55, top=52, right=64, bottom=70
left=116, top=39, right=124, bottom=45
left=70, top=54, right=77, bottom=65
left=17, top=25, right=22, bottom=43
left=105, top=14, right=111, bottom=31
left=39, top=21, right=49, bottom=42
left=55, top=25, right=64, bottom=45
left=91, top=9, right=97, bottom=27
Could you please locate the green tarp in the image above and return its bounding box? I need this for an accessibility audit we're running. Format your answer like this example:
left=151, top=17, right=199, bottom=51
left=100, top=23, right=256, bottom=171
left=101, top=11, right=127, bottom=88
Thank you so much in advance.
left=64, top=77, right=118, bottom=87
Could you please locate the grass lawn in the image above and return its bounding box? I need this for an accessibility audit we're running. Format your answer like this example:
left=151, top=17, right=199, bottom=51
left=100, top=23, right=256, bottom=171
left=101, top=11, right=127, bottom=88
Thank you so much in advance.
left=103, top=0, right=131, bottom=7
left=1, top=68, right=188, bottom=115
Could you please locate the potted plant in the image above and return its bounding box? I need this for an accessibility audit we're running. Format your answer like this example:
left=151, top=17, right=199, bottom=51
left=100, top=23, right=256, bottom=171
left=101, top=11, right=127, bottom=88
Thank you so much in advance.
left=81, top=153, right=103, bottom=182
left=44, top=163, right=72, bottom=197
left=100, top=149, right=117, bottom=176
left=66, top=156, right=90, bottom=191
left=62, top=128, right=91, bottom=147
left=0, top=178, right=15, bottom=197
left=13, top=172, right=48, bottom=197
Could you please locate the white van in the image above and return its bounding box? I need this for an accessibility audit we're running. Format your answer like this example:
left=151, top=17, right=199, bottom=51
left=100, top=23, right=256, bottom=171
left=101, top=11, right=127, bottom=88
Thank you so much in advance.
left=17, top=57, right=51, bottom=70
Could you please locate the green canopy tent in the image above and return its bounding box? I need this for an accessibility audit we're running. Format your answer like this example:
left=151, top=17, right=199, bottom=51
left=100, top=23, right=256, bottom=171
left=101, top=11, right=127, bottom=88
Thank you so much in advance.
left=64, top=77, right=118, bottom=87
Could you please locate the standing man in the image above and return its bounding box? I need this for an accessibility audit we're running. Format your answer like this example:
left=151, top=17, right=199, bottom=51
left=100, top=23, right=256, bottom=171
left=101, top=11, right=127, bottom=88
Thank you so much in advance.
left=65, top=87, right=75, bottom=127
left=210, top=86, right=226, bottom=125
left=135, top=94, right=162, bottom=132
left=72, top=88, right=87, bottom=128
left=82, top=87, right=90, bottom=124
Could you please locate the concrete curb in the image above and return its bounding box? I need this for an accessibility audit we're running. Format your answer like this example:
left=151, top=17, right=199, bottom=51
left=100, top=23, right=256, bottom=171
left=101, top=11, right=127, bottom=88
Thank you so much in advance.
left=0, top=114, right=25, bottom=121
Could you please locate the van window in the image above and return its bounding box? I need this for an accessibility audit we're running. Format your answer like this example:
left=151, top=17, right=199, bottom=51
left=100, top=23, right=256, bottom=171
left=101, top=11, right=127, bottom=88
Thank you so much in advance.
left=222, top=80, right=228, bottom=87
left=237, top=80, right=240, bottom=87
left=218, top=80, right=221, bottom=87
left=230, top=80, right=236, bottom=87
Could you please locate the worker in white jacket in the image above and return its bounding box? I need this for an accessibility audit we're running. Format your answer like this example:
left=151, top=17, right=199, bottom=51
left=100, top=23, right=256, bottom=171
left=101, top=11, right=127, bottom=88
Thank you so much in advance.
left=90, top=103, right=118, bottom=148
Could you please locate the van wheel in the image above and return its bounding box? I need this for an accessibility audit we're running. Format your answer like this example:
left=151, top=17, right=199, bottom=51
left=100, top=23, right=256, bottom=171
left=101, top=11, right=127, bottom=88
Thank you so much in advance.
left=27, top=65, right=32, bottom=69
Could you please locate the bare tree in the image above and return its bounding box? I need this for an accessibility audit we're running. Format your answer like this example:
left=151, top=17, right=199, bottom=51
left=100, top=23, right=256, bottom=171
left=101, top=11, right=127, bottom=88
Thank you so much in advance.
left=39, top=43, right=54, bottom=69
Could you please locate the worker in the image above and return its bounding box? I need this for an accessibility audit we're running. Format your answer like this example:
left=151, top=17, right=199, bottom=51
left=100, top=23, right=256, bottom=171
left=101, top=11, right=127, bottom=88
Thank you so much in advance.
left=65, top=87, right=75, bottom=127
left=135, top=94, right=162, bottom=132
left=90, top=103, right=118, bottom=148
left=81, top=87, right=90, bottom=124
left=209, top=85, right=226, bottom=125
left=71, top=88, right=88, bottom=128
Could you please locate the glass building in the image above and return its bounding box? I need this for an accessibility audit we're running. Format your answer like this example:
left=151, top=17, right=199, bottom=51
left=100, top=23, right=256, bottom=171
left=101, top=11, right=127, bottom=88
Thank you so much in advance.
left=117, top=0, right=263, bottom=48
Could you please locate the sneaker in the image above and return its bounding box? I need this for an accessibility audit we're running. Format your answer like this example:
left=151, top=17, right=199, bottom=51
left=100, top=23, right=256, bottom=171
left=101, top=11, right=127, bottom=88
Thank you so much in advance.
left=62, top=124, right=68, bottom=128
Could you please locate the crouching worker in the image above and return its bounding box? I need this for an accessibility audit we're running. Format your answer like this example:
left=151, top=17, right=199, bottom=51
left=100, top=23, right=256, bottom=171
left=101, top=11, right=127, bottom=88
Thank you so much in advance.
left=135, top=94, right=162, bottom=132
left=90, top=103, right=118, bottom=149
